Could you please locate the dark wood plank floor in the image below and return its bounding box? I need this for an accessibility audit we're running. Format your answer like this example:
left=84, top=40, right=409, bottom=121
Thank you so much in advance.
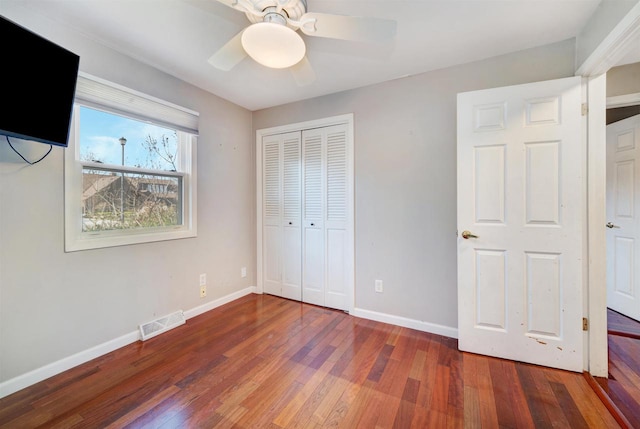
left=593, top=309, right=640, bottom=428
left=0, top=294, right=620, bottom=428
left=607, top=308, right=640, bottom=339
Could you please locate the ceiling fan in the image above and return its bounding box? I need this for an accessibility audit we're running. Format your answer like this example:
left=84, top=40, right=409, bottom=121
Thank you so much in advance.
left=207, top=0, right=397, bottom=85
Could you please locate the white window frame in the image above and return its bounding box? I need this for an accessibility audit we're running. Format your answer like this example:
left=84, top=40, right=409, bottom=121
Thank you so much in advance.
left=64, top=73, right=198, bottom=252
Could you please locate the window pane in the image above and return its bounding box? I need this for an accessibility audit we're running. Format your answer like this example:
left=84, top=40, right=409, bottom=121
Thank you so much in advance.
left=79, top=106, right=178, bottom=171
left=82, top=168, right=182, bottom=232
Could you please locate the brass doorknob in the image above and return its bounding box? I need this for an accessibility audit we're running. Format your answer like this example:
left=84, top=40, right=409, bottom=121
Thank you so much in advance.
left=461, top=230, right=478, bottom=239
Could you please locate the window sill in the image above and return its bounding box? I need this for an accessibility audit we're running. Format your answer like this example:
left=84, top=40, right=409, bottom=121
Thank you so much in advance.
left=64, top=226, right=197, bottom=252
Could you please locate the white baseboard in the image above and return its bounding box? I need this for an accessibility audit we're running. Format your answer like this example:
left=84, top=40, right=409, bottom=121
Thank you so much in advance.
left=0, top=330, right=140, bottom=399
left=0, top=286, right=257, bottom=399
left=351, top=307, right=458, bottom=339
left=183, top=286, right=256, bottom=320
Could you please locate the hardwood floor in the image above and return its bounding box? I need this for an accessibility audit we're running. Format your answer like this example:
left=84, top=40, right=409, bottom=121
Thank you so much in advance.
left=592, top=309, right=640, bottom=428
left=607, top=308, right=640, bottom=339
left=0, top=294, right=620, bottom=428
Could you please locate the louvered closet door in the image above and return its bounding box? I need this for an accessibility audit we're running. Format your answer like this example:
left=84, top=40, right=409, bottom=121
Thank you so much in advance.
left=302, top=124, right=350, bottom=310
left=281, top=133, right=302, bottom=301
left=262, top=132, right=302, bottom=300
left=262, top=135, right=282, bottom=296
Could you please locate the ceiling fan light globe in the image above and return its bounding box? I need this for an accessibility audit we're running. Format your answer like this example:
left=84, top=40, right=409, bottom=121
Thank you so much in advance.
left=241, top=22, right=306, bottom=69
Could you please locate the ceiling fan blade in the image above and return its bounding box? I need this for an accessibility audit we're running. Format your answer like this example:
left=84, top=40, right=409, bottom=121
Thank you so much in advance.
left=207, top=30, right=247, bottom=71
left=298, top=13, right=397, bottom=43
left=290, top=56, right=316, bottom=86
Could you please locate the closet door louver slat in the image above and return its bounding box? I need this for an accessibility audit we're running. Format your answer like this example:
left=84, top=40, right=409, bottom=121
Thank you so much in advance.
left=303, top=134, right=323, bottom=222
left=327, top=130, right=347, bottom=222
left=263, top=141, right=280, bottom=219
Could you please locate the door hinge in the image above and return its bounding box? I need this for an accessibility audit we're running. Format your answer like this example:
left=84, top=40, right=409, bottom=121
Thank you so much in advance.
left=581, top=103, right=588, bottom=116
left=582, top=317, right=588, bottom=331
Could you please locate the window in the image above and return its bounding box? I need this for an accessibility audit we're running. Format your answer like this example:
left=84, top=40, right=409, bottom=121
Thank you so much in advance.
left=65, top=73, right=198, bottom=251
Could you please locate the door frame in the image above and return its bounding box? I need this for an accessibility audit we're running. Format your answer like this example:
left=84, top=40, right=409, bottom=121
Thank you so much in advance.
left=582, top=2, right=640, bottom=377
left=255, top=113, right=355, bottom=311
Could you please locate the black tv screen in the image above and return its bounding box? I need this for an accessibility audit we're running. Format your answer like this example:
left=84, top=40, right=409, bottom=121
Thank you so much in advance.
left=0, top=15, right=79, bottom=147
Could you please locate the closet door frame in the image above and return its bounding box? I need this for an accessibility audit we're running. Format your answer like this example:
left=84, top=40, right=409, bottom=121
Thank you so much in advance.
left=256, top=113, right=354, bottom=312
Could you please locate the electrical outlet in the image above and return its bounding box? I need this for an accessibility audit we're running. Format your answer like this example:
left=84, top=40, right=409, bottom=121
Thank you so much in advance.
left=199, top=273, right=206, bottom=286
left=375, top=279, right=383, bottom=293
left=200, top=285, right=207, bottom=298
left=241, top=267, right=247, bottom=278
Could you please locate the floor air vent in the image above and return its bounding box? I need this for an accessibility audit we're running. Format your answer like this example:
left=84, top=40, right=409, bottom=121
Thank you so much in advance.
left=139, top=310, right=185, bottom=341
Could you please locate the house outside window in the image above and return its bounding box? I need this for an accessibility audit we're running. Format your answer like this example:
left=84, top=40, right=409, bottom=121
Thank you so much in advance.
left=65, top=73, right=198, bottom=251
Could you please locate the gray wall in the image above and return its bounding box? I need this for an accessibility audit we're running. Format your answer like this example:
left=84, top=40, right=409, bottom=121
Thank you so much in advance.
left=576, top=0, right=640, bottom=69
left=607, top=62, right=640, bottom=96
left=0, top=4, right=255, bottom=382
left=606, top=62, right=640, bottom=124
left=253, top=39, right=577, bottom=330
left=0, top=1, right=580, bottom=386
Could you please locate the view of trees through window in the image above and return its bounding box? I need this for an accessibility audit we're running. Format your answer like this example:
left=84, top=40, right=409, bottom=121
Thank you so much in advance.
left=79, top=106, right=183, bottom=232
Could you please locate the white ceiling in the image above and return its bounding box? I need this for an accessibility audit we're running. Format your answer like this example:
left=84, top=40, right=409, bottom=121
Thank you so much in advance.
left=15, top=0, right=602, bottom=111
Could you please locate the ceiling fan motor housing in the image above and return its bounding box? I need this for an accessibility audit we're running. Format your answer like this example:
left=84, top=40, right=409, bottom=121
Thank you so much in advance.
left=245, top=0, right=307, bottom=27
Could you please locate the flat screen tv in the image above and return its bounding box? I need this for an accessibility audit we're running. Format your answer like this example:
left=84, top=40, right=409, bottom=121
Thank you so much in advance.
left=0, top=15, right=79, bottom=148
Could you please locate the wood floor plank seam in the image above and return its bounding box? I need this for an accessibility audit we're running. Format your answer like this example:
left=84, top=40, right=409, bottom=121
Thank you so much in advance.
left=0, top=294, right=623, bottom=428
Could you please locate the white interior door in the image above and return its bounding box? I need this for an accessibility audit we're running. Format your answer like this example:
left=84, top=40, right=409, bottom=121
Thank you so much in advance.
left=302, top=129, right=325, bottom=306
left=258, top=115, right=354, bottom=312
left=457, top=76, right=584, bottom=372
left=281, top=133, right=302, bottom=301
left=262, top=135, right=282, bottom=297
left=302, top=124, right=351, bottom=311
left=606, top=114, right=640, bottom=322
left=262, top=132, right=302, bottom=300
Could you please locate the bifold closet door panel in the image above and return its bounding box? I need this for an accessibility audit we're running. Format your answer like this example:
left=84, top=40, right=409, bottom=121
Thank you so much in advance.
left=324, top=126, right=349, bottom=311
left=262, top=137, right=282, bottom=296
left=302, top=129, right=325, bottom=306
left=302, top=124, right=349, bottom=310
left=281, top=134, right=302, bottom=301
left=262, top=132, right=302, bottom=300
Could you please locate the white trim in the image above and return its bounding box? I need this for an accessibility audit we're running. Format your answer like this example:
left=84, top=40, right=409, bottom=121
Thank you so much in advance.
left=576, top=2, right=640, bottom=77
left=0, top=287, right=257, bottom=399
left=256, top=114, right=354, bottom=138
left=607, top=92, right=640, bottom=108
left=256, top=114, right=355, bottom=312
left=579, top=1, right=640, bottom=377
left=587, top=75, right=610, bottom=378
left=0, top=330, right=140, bottom=399
left=351, top=308, right=459, bottom=339
left=183, top=286, right=257, bottom=319
left=64, top=110, right=198, bottom=252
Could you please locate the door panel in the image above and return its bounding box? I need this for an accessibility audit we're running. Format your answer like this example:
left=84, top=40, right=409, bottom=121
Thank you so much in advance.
left=474, top=145, right=505, bottom=223
left=457, top=76, right=584, bottom=372
left=326, top=228, right=347, bottom=310
left=281, top=135, right=302, bottom=300
left=525, top=252, right=561, bottom=337
left=525, top=141, right=560, bottom=224
left=282, top=226, right=301, bottom=300
left=260, top=119, right=353, bottom=312
left=302, top=128, right=325, bottom=306
left=475, top=249, right=506, bottom=330
left=303, top=226, right=324, bottom=305
left=324, top=127, right=349, bottom=311
left=262, top=132, right=301, bottom=299
left=263, top=138, right=282, bottom=295
left=301, top=125, right=350, bottom=310
left=607, top=114, right=640, bottom=321
left=263, top=225, right=281, bottom=295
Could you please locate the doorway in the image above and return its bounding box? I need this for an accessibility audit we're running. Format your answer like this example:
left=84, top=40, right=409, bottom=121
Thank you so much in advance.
left=601, top=62, right=640, bottom=426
